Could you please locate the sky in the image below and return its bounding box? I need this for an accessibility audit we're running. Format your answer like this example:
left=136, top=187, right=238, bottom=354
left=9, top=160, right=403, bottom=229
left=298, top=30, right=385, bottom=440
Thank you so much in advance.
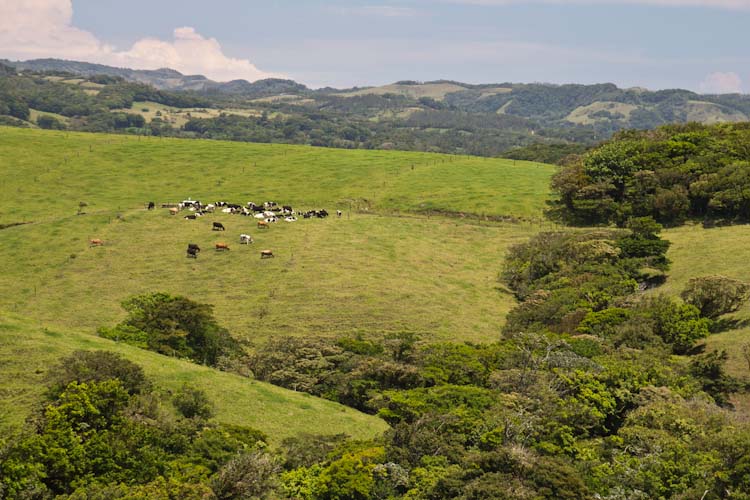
left=0, top=0, right=748, bottom=92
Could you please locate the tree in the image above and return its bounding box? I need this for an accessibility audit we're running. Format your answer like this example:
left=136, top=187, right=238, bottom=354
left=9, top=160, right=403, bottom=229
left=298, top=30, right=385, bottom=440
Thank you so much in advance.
left=37, top=114, right=65, bottom=130
left=211, top=451, right=279, bottom=500
left=104, top=292, right=241, bottom=366
left=47, top=350, right=151, bottom=399
left=173, top=384, right=214, bottom=419
left=680, top=276, right=750, bottom=319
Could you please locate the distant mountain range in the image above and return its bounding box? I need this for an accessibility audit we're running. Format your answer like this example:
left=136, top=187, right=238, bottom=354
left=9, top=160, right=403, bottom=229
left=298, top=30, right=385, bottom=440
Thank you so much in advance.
left=7, top=58, right=308, bottom=97
left=8, top=58, right=750, bottom=132
left=3, top=58, right=750, bottom=159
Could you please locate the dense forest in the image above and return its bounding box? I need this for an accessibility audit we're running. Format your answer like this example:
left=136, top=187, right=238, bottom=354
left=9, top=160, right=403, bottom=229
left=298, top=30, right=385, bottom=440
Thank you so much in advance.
left=550, top=122, right=750, bottom=225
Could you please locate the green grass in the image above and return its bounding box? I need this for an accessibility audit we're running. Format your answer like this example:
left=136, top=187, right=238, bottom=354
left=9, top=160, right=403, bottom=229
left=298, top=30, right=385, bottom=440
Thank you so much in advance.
left=0, top=127, right=554, bottom=224
left=0, top=127, right=556, bottom=437
left=662, top=223, right=750, bottom=409
left=0, top=210, right=542, bottom=344
left=0, top=127, right=554, bottom=344
left=0, top=314, right=388, bottom=442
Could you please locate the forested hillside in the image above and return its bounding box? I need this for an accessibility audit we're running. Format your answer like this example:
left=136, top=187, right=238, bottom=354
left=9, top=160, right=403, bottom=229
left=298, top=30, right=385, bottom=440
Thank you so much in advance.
left=4, top=59, right=750, bottom=158
left=551, top=122, right=750, bottom=225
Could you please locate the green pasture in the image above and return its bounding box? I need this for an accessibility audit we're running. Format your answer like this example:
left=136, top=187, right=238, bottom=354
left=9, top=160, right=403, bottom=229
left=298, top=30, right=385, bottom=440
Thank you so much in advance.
left=0, top=127, right=554, bottom=224
left=0, top=209, right=542, bottom=345
left=661, top=224, right=750, bottom=385
left=0, top=314, right=388, bottom=442
left=0, top=127, right=555, bottom=435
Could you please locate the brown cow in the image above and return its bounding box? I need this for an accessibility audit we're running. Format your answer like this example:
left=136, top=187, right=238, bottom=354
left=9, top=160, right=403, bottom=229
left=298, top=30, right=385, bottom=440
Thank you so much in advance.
left=89, top=238, right=104, bottom=247
left=215, top=242, right=230, bottom=251
left=260, top=249, right=274, bottom=259
left=257, top=221, right=269, bottom=229
left=169, top=207, right=179, bottom=215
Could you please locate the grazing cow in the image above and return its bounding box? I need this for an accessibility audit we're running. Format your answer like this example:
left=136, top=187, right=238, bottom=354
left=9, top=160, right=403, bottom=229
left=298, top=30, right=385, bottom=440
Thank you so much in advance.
left=187, top=243, right=200, bottom=258
left=254, top=213, right=265, bottom=219
left=212, top=222, right=226, bottom=231
left=184, top=214, right=199, bottom=220
left=240, top=234, right=253, bottom=244
left=147, top=201, right=155, bottom=210
left=336, top=210, right=342, bottom=217
left=282, top=205, right=293, bottom=214
left=257, top=220, right=269, bottom=229
left=264, top=201, right=277, bottom=209
left=204, top=203, right=215, bottom=213
left=169, top=207, right=179, bottom=215
left=263, top=210, right=276, bottom=218
left=318, top=209, right=329, bottom=218
left=260, top=249, right=274, bottom=259
left=215, top=242, right=230, bottom=251
left=264, top=216, right=278, bottom=223
left=89, top=238, right=104, bottom=247
left=284, top=216, right=297, bottom=222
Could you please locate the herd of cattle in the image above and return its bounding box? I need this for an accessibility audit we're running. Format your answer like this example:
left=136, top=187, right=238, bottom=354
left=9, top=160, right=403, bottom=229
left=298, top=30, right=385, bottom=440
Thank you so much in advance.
left=150, top=198, right=341, bottom=259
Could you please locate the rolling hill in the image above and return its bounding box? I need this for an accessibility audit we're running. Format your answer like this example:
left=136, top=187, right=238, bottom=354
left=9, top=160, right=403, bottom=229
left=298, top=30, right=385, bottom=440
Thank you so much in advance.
left=3, top=126, right=750, bottom=498
left=5, top=59, right=750, bottom=159
left=0, top=126, right=554, bottom=440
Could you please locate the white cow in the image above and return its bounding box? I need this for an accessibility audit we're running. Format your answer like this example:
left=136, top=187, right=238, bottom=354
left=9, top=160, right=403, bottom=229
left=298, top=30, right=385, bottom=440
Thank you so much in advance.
left=240, top=234, right=254, bottom=244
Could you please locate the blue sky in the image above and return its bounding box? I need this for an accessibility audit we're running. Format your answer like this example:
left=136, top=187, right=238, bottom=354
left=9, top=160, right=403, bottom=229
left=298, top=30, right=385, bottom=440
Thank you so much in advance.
left=1, top=1, right=748, bottom=92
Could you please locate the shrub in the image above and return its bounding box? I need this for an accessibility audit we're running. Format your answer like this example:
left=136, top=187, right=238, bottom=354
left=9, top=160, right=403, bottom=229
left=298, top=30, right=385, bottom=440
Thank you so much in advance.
left=680, top=275, right=750, bottom=319
left=173, top=384, right=215, bottom=419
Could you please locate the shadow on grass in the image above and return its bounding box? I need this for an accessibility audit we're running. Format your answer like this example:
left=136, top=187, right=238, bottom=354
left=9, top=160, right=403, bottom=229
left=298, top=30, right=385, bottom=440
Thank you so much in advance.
left=710, top=317, right=750, bottom=334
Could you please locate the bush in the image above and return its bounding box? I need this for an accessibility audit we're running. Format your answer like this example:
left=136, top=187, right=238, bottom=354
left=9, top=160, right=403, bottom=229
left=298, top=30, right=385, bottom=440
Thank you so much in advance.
left=101, top=292, right=241, bottom=366
left=47, top=350, right=151, bottom=398
left=173, top=384, right=215, bottom=419
left=36, top=114, right=65, bottom=130
left=681, top=275, right=750, bottom=319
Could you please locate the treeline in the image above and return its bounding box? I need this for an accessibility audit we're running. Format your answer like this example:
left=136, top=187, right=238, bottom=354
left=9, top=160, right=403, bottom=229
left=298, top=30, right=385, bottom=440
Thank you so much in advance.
left=551, top=122, right=750, bottom=225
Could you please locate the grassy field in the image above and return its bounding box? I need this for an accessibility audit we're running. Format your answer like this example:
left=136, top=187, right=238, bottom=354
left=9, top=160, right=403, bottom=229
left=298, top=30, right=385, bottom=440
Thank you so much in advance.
left=0, top=127, right=554, bottom=343
left=0, top=128, right=553, bottom=224
left=662, top=225, right=750, bottom=352
left=661, top=223, right=750, bottom=410
left=7, top=126, right=746, bottom=432
left=0, top=314, right=388, bottom=441
left=114, top=101, right=261, bottom=127
left=0, top=127, right=555, bottom=436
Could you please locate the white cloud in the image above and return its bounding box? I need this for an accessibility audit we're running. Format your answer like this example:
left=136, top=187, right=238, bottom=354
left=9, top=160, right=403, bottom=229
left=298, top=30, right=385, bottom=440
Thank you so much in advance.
left=699, top=72, right=743, bottom=94
left=442, top=0, right=750, bottom=9
left=0, top=0, right=280, bottom=82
